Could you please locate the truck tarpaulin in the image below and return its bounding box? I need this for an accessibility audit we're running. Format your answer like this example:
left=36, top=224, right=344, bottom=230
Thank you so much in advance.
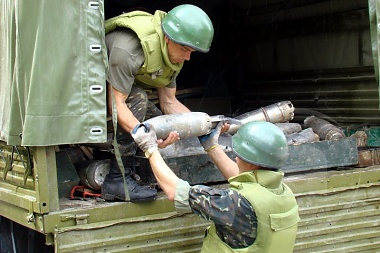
left=0, top=0, right=108, bottom=146
left=369, top=0, right=380, bottom=108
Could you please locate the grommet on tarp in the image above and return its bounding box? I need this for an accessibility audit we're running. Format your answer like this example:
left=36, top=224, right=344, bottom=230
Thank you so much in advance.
left=90, top=127, right=103, bottom=136
left=88, top=1, right=99, bottom=9
left=89, top=85, right=103, bottom=94
left=89, top=44, right=102, bottom=53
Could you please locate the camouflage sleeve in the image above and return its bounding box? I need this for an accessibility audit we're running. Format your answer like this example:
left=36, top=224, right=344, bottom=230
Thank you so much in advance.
left=188, top=185, right=256, bottom=235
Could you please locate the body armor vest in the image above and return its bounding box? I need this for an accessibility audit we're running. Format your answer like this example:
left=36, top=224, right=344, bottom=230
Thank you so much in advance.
left=201, top=170, right=300, bottom=253
left=105, top=11, right=183, bottom=88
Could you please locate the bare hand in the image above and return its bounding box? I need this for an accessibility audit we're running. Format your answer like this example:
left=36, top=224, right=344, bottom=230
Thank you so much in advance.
left=157, top=131, right=180, bottom=149
left=220, top=122, right=230, bottom=134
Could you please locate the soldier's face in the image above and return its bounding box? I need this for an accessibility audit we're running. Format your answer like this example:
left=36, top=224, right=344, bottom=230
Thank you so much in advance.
left=165, top=36, right=195, bottom=64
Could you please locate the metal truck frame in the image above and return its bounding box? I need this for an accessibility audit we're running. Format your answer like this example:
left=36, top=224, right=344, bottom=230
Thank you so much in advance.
left=1, top=0, right=380, bottom=252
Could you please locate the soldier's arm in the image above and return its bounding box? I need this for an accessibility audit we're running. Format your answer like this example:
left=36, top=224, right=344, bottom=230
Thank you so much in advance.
left=207, top=146, right=239, bottom=179
left=107, top=84, right=139, bottom=133
left=148, top=149, right=180, bottom=201
left=156, top=86, right=190, bottom=114
left=154, top=86, right=187, bottom=148
left=199, top=122, right=240, bottom=179
left=189, top=186, right=256, bottom=231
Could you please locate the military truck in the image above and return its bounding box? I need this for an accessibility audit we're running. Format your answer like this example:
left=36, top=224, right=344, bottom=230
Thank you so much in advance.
left=1, top=0, right=380, bottom=252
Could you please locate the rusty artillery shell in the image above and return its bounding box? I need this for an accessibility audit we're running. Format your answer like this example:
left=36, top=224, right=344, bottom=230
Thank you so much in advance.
left=304, top=116, right=345, bottom=140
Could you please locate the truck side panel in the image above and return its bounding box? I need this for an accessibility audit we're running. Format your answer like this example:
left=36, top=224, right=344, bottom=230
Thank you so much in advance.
left=50, top=167, right=380, bottom=253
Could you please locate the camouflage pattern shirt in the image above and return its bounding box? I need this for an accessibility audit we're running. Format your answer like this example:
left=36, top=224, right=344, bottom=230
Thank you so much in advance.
left=189, top=184, right=257, bottom=248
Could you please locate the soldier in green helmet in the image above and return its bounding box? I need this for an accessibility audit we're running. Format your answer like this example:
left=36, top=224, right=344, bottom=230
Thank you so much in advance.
left=102, top=4, right=214, bottom=202
left=131, top=121, right=300, bottom=252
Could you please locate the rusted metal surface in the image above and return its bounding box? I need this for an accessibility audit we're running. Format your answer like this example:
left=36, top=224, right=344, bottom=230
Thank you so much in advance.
left=349, top=130, right=368, bottom=147
left=357, top=148, right=380, bottom=167
left=304, top=116, right=346, bottom=140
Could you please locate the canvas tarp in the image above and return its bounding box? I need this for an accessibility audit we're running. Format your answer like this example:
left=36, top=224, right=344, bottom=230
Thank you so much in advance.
left=0, top=0, right=108, bottom=146
left=369, top=0, right=380, bottom=108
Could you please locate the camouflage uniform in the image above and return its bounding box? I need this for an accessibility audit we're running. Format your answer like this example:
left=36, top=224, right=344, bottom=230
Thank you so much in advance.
left=175, top=180, right=257, bottom=249
left=114, top=86, right=162, bottom=149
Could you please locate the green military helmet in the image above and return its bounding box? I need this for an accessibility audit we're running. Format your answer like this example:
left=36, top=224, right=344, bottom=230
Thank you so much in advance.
left=161, top=4, right=214, bottom=53
left=232, top=121, right=288, bottom=169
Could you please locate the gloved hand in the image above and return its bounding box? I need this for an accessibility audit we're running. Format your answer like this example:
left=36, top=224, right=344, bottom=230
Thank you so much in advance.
left=198, top=121, right=224, bottom=152
left=131, top=123, right=158, bottom=152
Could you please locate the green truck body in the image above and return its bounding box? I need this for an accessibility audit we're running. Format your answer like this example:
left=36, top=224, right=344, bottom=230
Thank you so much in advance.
left=1, top=0, right=380, bottom=252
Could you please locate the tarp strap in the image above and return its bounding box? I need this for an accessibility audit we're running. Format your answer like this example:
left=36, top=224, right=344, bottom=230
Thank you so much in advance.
left=111, top=88, right=130, bottom=201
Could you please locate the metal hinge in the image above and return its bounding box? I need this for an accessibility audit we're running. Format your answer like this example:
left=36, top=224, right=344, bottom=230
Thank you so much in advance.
left=60, top=214, right=89, bottom=225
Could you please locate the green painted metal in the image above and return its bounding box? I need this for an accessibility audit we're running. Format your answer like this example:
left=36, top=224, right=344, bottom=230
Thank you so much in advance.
left=0, top=143, right=58, bottom=224
left=32, top=146, right=60, bottom=213
left=48, top=166, right=380, bottom=253
left=55, top=151, right=80, bottom=198
left=54, top=212, right=209, bottom=253
left=285, top=166, right=380, bottom=252
left=0, top=145, right=34, bottom=188
left=367, top=127, right=380, bottom=146
left=42, top=197, right=177, bottom=234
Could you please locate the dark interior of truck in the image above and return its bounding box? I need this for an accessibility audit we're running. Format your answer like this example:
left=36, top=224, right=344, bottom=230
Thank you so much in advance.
left=105, top=0, right=378, bottom=127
